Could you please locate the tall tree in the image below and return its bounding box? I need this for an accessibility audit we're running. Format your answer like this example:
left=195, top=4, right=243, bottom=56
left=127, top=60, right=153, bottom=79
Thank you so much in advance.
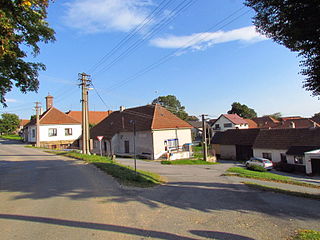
left=245, top=0, right=320, bottom=97
left=0, top=0, right=55, bottom=106
left=263, top=112, right=282, bottom=120
left=0, top=113, right=20, bottom=134
left=228, top=102, right=257, bottom=119
left=152, top=95, right=188, bottom=120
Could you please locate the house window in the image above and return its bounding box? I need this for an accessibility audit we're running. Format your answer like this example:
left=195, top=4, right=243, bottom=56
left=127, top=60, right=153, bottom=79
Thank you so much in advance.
left=294, top=156, right=303, bottom=165
left=224, top=123, right=232, bottom=128
left=32, top=129, right=35, bottom=138
left=280, top=153, right=287, bottom=163
left=215, top=124, right=220, bottom=129
left=48, top=128, right=57, bottom=137
left=65, top=128, right=72, bottom=136
left=165, top=139, right=179, bottom=150
left=262, top=152, right=272, bottom=161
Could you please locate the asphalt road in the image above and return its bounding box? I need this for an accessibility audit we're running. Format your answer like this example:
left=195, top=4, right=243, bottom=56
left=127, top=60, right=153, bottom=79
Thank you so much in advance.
left=0, top=140, right=319, bottom=240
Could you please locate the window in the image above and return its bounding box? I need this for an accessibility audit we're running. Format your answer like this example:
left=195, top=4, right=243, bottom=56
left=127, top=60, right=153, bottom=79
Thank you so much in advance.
left=32, top=129, right=35, bottom=138
left=65, top=128, right=72, bottom=136
left=262, top=152, right=272, bottom=161
left=280, top=153, right=287, bottom=163
left=294, top=156, right=303, bottom=165
left=165, top=139, right=179, bottom=150
left=224, top=123, right=232, bottom=128
left=215, top=124, right=220, bottom=129
left=48, top=128, right=57, bottom=137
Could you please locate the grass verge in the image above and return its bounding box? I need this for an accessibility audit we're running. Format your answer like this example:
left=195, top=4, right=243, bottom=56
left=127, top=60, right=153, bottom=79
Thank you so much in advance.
left=47, top=151, right=164, bottom=187
left=243, top=182, right=320, bottom=200
left=161, top=159, right=219, bottom=165
left=291, top=229, right=320, bottom=240
left=0, top=134, right=22, bottom=140
left=225, top=167, right=320, bottom=189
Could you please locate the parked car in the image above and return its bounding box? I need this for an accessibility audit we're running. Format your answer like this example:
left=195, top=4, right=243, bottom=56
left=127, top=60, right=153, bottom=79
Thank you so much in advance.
left=245, top=157, right=273, bottom=170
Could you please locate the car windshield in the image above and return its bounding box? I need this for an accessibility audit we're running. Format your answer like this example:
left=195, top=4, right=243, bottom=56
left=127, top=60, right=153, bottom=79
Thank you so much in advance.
left=263, top=160, right=271, bottom=163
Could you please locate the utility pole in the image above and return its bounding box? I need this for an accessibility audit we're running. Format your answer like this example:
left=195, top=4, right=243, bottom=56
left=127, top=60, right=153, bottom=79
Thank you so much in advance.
left=35, top=102, right=41, bottom=147
left=130, top=120, right=137, bottom=174
left=79, top=73, right=91, bottom=155
left=202, top=114, right=208, bottom=161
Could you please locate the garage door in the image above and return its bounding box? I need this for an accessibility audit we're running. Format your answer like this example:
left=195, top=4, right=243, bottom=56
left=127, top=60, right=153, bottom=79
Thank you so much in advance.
left=311, top=159, right=320, bottom=175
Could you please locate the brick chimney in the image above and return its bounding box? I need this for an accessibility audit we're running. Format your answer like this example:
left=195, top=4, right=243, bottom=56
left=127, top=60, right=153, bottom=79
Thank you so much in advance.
left=45, top=94, right=53, bottom=110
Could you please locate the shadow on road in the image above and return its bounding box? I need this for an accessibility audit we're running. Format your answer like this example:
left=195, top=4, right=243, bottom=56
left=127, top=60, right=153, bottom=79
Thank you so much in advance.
left=189, top=230, right=255, bottom=240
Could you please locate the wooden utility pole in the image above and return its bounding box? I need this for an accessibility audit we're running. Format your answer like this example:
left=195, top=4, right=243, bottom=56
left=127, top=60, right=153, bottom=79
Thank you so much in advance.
left=202, top=114, right=208, bottom=161
left=79, top=73, right=91, bottom=155
left=35, top=102, right=41, bottom=147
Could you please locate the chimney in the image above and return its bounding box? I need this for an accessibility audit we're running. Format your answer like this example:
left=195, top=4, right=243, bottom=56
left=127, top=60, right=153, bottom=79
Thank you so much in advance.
left=290, top=121, right=295, bottom=128
left=120, top=106, right=125, bottom=112
left=46, top=94, right=53, bottom=110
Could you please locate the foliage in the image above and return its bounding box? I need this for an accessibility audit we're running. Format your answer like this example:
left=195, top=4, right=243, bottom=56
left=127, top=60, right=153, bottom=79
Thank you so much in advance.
left=186, top=115, right=199, bottom=121
left=227, top=102, right=257, bottom=119
left=0, top=134, right=22, bottom=140
left=50, top=151, right=164, bottom=187
left=0, top=113, right=20, bottom=134
left=161, top=159, right=218, bottom=165
left=292, top=230, right=320, bottom=240
left=263, top=112, right=282, bottom=120
left=246, top=164, right=267, bottom=172
left=312, top=112, right=320, bottom=118
left=245, top=0, right=320, bottom=97
left=152, top=95, right=189, bottom=120
left=0, top=0, right=55, bottom=106
left=226, top=167, right=320, bottom=189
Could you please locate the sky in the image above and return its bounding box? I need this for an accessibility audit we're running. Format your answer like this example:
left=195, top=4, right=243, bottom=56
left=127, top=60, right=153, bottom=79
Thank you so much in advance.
left=2, top=0, right=320, bottom=120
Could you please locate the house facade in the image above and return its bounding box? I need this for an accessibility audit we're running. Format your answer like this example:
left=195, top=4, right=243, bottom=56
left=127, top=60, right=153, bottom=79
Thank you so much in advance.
left=90, top=104, right=193, bottom=160
left=211, top=114, right=249, bottom=132
left=23, top=95, right=82, bottom=149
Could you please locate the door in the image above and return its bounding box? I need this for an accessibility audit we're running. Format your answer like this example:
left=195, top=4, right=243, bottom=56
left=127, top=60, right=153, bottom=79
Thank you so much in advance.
left=124, top=140, right=129, bottom=154
left=236, top=145, right=253, bottom=161
left=311, top=159, right=320, bottom=175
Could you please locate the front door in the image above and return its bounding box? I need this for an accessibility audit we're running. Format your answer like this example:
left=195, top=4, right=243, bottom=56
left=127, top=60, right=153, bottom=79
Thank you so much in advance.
left=311, top=159, right=320, bottom=175
left=124, top=140, right=129, bottom=154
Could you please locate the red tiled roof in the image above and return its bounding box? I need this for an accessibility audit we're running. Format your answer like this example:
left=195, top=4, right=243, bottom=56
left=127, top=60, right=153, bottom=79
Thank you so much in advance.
left=274, top=119, right=319, bottom=129
left=222, top=114, right=248, bottom=125
left=252, top=116, right=279, bottom=128
left=281, top=116, right=302, bottom=121
left=90, top=104, right=192, bottom=139
left=245, top=119, right=258, bottom=128
left=20, top=119, right=30, bottom=127
left=66, top=111, right=112, bottom=125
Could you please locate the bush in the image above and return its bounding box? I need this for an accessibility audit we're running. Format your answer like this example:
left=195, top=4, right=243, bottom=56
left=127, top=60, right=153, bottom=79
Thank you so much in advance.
left=247, top=165, right=267, bottom=172
left=276, top=162, right=295, bottom=173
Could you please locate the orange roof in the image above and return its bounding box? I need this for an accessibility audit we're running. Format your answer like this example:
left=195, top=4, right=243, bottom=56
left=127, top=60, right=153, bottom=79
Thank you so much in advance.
left=66, top=111, right=112, bottom=125
left=90, top=104, right=192, bottom=139
left=20, top=119, right=30, bottom=127
left=275, top=119, right=319, bottom=129
left=245, top=119, right=258, bottom=128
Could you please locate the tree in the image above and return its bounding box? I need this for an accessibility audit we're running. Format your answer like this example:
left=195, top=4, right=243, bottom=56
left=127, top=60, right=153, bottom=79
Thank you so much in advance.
left=152, top=95, right=189, bottom=120
left=186, top=115, right=199, bottom=121
left=0, top=0, right=55, bottom=106
left=227, top=102, right=257, bottom=119
left=245, top=1, right=320, bottom=97
left=312, top=112, right=320, bottom=118
left=0, top=113, right=20, bottom=134
left=263, top=112, right=282, bottom=120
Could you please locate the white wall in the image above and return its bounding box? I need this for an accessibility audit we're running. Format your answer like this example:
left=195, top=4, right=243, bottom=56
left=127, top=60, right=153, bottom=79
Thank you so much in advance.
left=39, top=124, right=82, bottom=142
left=253, top=148, right=287, bottom=163
left=220, top=145, right=236, bottom=160
left=305, top=150, right=320, bottom=174
left=152, top=128, right=192, bottom=159
left=213, top=115, right=248, bottom=131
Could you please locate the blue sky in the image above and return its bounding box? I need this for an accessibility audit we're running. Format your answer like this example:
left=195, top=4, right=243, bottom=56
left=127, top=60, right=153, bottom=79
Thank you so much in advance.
left=3, top=0, right=319, bottom=120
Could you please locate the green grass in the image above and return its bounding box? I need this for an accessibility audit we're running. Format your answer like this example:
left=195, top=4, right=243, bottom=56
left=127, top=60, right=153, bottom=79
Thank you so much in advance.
left=161, top=159, right=219, bottom=165
left=0, top=134, right=22, bottom=140
left=48, top=151, right=164, bottom=187
left=243, top=182, right=320, bottom=200
left=226, top=167, right=320, bottom=189
left=292, top=230, right=320, bottom=240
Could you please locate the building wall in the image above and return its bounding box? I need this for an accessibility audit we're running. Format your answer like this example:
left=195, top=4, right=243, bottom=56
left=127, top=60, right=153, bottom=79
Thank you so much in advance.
left=213, top=115, right=248, bottom=131
left=39, top=124, right=82, bottom=142
left=220, top=145, right=236, bottom=160
left=253, top=148, right=287, bottom=163
left=152, top=128, right=192, bottom=159
left=305, top=150, right=320, bottom=174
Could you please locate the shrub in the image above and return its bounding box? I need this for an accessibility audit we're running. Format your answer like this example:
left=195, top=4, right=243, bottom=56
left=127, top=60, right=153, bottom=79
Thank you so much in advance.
left=247, top=165, right=267, bottom=172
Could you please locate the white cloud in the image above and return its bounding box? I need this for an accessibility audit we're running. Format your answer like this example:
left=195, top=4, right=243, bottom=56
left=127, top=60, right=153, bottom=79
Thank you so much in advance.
left=6, top=98, right=18, bottom=103
left=63, top=0, right=154, bottom=33
left=150, top=26, right=268, bottom=50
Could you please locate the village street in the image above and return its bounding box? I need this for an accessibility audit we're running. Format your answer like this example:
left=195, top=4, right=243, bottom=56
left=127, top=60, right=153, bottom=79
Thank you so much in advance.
left=0, top=140, right=319, bottom=240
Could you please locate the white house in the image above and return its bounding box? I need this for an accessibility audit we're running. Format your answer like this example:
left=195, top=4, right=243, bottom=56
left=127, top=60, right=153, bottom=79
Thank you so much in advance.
left=90, top=104, right=193, bottom=160
left=211, top=114, right=249, bottom=132
left=23, top=95, right=82, bottom=149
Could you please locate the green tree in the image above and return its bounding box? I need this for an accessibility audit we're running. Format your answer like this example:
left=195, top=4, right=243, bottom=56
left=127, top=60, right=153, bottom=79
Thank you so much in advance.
left=0, top=113, right=20, bottom=134
left=152, top=95, right=188, bottom=120
left=312, top=112, right=320, bottom=118
left=263, top=112, right=282, bottom=120
left=245, top=0, right=320, bottom=97
left=186, top=115, right=199, bottom=121
left=227, top=102, right=257, bottom=119
left=0, top=0, right=55, bottom=106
